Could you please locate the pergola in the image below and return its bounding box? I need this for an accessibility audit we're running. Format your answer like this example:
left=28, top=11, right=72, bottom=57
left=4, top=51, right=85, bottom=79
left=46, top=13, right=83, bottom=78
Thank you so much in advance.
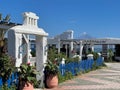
left=51, top=37, right=120, bottom=59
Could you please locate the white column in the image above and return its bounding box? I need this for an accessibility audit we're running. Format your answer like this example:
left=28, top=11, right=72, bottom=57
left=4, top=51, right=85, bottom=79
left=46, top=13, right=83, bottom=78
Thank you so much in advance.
left=33, top=19, right=35, bottom=25
left=22, top=34, right=30, bottom=64
left=65, top=44, right=68, bottom=57
left=26, top=35, right=30, bottom=63
left=16, top=34, right=23, bottom=67
left=31, top=18, right=33, bottom=25
left=79, top=41, right=83, bottom=60
left=61, top=58, right=65, bottom=75
left=102, top=44, right=108, bottom=60
left=29, top=17, right=31, bottom=25
left=69, top=41, right=73, bottom=57
left=8, top=30, right=23, bottom=67
left=35, top=19, right=37, bottom=27
left=36, top=36, right=47, bottom=81
left=90, top=43, right=94, bottom=52
left=58, top=39, right=60, bottom=53
left=91, top=45, right=94, bottom=52
left=26, top=17, right=29, bottom=25
left=23, top=16, right=27, bottom=25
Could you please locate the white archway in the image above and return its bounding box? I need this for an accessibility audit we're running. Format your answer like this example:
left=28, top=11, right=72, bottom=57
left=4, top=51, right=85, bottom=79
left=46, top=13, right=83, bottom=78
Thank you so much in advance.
left=7, top=12, right=48, bottom=85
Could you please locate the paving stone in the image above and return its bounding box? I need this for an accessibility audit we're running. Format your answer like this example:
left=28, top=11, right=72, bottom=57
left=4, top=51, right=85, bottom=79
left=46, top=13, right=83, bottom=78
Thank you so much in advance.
left=45, top=63, right=120, bottom=90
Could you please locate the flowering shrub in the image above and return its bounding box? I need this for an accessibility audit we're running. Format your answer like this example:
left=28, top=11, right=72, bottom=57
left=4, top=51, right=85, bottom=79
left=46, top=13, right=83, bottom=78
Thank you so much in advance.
left=18, top=63, right=38, bottom=84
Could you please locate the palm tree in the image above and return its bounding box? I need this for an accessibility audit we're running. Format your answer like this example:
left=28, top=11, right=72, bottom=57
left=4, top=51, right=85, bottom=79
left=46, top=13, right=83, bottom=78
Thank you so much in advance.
left=0, top=13, right=10, bottom=55
left=107, top=49, right=114, bottom=62
left=0, top=13, right=10, bottom=22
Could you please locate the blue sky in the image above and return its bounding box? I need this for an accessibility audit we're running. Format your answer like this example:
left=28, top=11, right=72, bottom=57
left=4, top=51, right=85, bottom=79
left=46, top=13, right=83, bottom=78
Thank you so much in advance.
left=0, top=0, right=120, bottom=38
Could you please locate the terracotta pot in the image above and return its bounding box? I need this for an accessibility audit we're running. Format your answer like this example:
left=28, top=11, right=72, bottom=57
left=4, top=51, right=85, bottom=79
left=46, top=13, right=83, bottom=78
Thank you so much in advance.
left=23, top=82, right=34, bottom=90
left=19, top=81, right=34, bottom=90
left=46, top=74, right=58, bottom=88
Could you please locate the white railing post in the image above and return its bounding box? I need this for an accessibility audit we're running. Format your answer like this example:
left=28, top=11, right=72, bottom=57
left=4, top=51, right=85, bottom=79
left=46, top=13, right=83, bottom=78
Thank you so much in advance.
left=87, top=54, right=93, bottom=60
left=61, top=58, right=65, bottom=75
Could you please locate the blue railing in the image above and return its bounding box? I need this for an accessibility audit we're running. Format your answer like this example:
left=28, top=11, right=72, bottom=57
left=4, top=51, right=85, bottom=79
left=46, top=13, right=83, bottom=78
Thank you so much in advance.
left=0, top=72, right=18, bottom=88
left=0, top=57, right=103, bottom=88
left=59, top=57, right=103, bottom=76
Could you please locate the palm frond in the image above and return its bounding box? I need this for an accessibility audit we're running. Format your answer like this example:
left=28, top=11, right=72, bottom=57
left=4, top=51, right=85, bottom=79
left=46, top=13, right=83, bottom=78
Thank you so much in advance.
left=3, top=14, right=10, bottom=22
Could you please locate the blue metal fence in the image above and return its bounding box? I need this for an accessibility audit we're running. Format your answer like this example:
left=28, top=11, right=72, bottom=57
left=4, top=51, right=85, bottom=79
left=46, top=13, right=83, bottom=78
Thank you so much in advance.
left=59, top=57, right=103, bottom=76
left=0, top=72, right=18, bottom=88
left=0, top=57, right=103, bottom=88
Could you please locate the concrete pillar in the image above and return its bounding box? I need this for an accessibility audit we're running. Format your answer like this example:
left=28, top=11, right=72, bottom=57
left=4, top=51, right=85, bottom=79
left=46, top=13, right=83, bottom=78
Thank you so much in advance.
left=36, top=35, right=47, bottom=86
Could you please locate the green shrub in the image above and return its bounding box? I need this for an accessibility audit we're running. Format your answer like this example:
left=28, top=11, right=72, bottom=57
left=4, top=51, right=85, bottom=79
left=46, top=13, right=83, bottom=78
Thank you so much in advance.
left=107, top=49, right=114, bottom=62
left=92, top=61, right=102, bottom=70
left=58, top=72, right=65, bottom=83
left=0, top=54, right=16, bottom=85
left=1, top=84, right=16, bottom=90
left=64, top=71, right=73, bottom=80
left=65, top=57, right=80, bottom=63
left=58, top=71, right=74, bottom=83
left=47, top=48, right=66, bottom=66
left=18, top=63, right=38, bottom=86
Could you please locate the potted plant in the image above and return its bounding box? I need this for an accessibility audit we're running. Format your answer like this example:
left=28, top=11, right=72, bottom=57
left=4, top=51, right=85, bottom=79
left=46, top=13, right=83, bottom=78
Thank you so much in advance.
left=18, top=63, right=38, bottom=90
left=44, top=48, right=66, bottom=88
left=44, top=60, right=59, bottom=88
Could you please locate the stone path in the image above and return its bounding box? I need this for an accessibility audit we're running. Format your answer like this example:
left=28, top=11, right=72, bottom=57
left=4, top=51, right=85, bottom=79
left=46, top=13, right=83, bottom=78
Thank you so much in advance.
left=45, top=63, right=120, bottom=90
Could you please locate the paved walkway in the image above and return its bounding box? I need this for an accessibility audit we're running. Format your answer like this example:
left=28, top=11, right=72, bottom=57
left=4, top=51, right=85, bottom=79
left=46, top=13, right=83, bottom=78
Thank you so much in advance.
left=45, top=63, right=120, bottom=90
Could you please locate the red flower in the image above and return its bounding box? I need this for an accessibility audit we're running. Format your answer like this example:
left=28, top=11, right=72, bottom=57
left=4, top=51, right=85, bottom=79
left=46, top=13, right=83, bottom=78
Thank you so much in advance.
left=27, top=62, right=31, bottom=65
